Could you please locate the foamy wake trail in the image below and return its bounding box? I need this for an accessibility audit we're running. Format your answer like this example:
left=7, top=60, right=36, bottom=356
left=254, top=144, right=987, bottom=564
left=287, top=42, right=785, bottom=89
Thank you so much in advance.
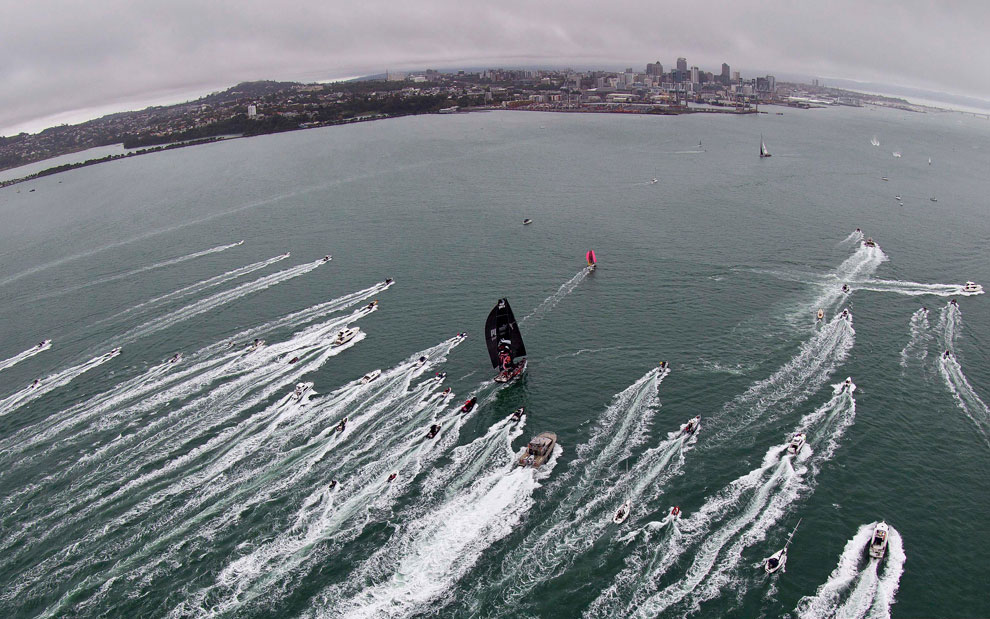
left=838, top=229, right=864, bottom=246
left=712, top=312, right=855, bottom=440
left=0, top=339, right=51, bottom=373
left=933, top=301, right=989, bottom=440
left=520, top=267, right=591, bottom=324
left=935, top=300, right=961, bottom=351
left=795, top=523, right=905, bottom=619
left=309, top=431, right=559, bottom=619
left=114, top=257, right=326, bottom=345
left=588, top=381, right=857, bottom=618
left=853, top=278, right=983, bottom=297
left=0, top=348, right=120, bottom=418
left=794, top=244, right=886, bottom=323
left=28, top=241, right=246, bottom=303
left=473, top=368, right=684, bottom=611
left=900, top=308, right=932, bottom=367
left=98, top=252, right=289, bottom=325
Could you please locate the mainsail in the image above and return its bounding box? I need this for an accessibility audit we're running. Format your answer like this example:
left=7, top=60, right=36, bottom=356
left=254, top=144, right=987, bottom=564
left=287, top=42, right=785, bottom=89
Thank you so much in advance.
left=760, top=135, right=771, bottom=158
left=485, top=298, right=527, bottom=369
left=586, top=249, right=597, bottom=266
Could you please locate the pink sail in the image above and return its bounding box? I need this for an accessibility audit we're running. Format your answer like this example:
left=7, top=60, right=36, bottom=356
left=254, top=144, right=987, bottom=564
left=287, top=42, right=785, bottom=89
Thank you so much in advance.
left=586, top=250, right=597, bottom=265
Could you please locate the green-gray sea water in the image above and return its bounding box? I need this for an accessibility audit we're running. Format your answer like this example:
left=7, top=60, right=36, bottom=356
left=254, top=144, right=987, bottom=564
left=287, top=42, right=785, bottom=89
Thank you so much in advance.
left=1, top=106, right=988, bottom=618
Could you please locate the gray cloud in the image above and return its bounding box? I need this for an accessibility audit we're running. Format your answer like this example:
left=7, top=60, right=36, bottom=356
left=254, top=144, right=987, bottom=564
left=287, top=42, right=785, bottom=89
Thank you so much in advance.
left=3, top=0, right=989, bottom=134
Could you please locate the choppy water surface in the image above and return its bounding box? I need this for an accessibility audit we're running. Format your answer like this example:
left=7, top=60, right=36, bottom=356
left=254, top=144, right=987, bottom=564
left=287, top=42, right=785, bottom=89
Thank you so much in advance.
left=1, top=106, right=988, bottom=618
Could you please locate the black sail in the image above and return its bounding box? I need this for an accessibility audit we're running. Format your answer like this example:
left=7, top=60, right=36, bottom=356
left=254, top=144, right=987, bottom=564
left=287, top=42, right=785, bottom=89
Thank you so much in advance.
left=485, top=298, right=527, bottom=369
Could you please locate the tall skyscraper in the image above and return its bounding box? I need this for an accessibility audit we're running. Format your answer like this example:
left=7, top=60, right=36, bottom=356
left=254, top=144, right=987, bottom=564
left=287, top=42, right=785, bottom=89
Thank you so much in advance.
left=676, top=57, right=687, bottom=71
left=721, top=63, right=730, bottom=84
left=690, top=67, right=700, bottom=84
left=646, top=61, right=663, bottom=76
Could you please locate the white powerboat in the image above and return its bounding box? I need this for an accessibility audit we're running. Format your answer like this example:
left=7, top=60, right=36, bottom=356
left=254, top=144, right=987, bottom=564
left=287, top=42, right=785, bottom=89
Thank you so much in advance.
left=515, top=432, right=557, bottom=468
left=247, top=339, right=265, bottom=352
left=786, top=432, right=807, bottom=455
left=333, top=327, right=358, bottom=346
left=361, top=369, right=381, bottom=384
left=37, top=339, right=51, bottom=349
left=168, top=353, right=182, bottom=364
left=764, top=518, right=802, bottom=574
left=613, top=500, right=632, bottom=524
left=864, top=237, right=877, bottom=248
left=523, top=218, right=533, bottom=225
left=414, top=355, right=429, bottom=368
left=892, top=151, right=901, bottom=158
left=292, top=381, right=313, bottom=401
left=868, top=521, right=890, bottom=560
left=816, top=309, right=824, bottom=321
left=322, top=254, right=332, bottom=262
left=682, top=415, right=701, bottom=436
left=963, top=281, right=981, bottom=293
left=104, top=347, right=122, bottom=359
left=669, top=505, right=681, bottom=520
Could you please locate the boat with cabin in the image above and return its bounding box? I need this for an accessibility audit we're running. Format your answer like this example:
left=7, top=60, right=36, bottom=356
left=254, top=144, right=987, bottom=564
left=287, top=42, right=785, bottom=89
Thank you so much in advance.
left=515, top=431, right=557, bottom=468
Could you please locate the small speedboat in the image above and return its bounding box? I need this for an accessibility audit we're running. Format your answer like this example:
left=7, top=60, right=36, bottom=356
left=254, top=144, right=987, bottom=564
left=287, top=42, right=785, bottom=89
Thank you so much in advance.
left=613, top=500, right=632, bottom=524
left=855, top=227, right=862, bottom=233
left=37, top=339, right=51, bottom=349
left=365, top=300, right=378, bottom=310
left=29, top=379, right=41, bottom=389
left=963, top=281, right=981, bottom=293
left=334, top=417, right=347, bottom=433
left=841, top=377, right=852, bottom=392
left=460, top=397, right=477, bottom=413
left=292, top=382, right=313, bottom=401
left=523, top=218, right=533, bottom=225
left=950, top=299, right=958, bottom=306
left=387, top=472, right=397, bottom=482
left=892, top=151, right=901, bottom=158
left=894, top=195, right=901, bottom=200
left=681, top=416, right=701, bottom=436
left=658, top=360, right=668, bottom=370
left=510, top=407, right=525, bottom=422
left=384, top=277, right=394, bottom=285
left=288, top=356, right=299, bottom=364
left=943, top=350, right=952, bottom=360
left=322, top=255, right=332, bottom=263
left=816, top=309, right=824, bottom=321
left=881, top=176, right=888, bottom=181
left=786, top=432, right=807, bottom=455
left=669, top=505, right=681, bottom=520
left=864, top=237, right=877, bottom=248
left=415, top=355, right=428, bottom=368
left=868, top=521, right=890, bottom=560
left=515, top=431, right=557, bottom=468
left=649, top=177, right=659, bottom=185
left=333, top=327, right=358, bottom=346
left=456, top=332, right=468, bottom=339
left=930, top=197, right=938, bottom=202
left=435, top=372, right=447, bottom=381
left=361, top=369, right=382, bottom=384
left=104, top=347, right=122, bottom=359
left=168, top=353, right=182, bottom=364
left=441, top=387, right=451, bottom=397
left=842, top=284, right=850, bottom=293
left=426, top=424, right=441, bottom=439
left=841, top=309, right=850, bottom=320
left=764, top=519, right=802, bottom=574
left=248, top=339, right=265, bottom=352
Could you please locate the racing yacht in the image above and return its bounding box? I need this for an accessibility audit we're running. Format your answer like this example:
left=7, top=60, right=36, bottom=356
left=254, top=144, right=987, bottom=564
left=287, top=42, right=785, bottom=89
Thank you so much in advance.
left=786, top=432, right=807, bottom=455
left=486, top=298, right=528, bottom=383
left=869, top=521, right=890, bottom=560
left=613, top=500, right=632, bottom=524
left=963, top=281, right=981, bottom=293
left=515, top=432, right=557, bottom=468
left=333, top=327, right=358, bottom=346
left=361, top=369, right=381, bottom=384
left=764, top=519, right=802, bottom=574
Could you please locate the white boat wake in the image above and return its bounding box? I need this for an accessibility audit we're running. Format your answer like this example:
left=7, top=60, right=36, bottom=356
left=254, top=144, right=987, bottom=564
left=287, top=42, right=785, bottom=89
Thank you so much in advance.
left=0, top=347, right=121, bottom=418
left=900, top=307, right=932, bottom=368
left=795, top=244, right=887, bottom=323
left=795, top=522, right=905, bottom=619
left=838, top=229, right=864, bottom=246
left=932, top=301, right=990, bottom=441
left=0, top=339, right=52, bottom=373
left=520, top=267, right=591, bottom=324
left=851, top=278, right=983, bottom=297
left=587, top=380, right=857, bottom=618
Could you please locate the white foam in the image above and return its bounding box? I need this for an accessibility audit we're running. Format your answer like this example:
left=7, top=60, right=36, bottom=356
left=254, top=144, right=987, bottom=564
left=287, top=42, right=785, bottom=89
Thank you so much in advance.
left=899, top=308, right=932, bottom=368
left=520, top=267, right=591, bottom=324
left=852, top=278, right=983, bottom=297
left=0, top=339, right=52, bottom=373
left=0, top=348, right=121, bottom=418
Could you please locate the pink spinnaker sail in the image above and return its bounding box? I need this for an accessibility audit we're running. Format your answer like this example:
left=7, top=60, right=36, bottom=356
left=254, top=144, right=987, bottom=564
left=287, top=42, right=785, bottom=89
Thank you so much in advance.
left=586, top=250, right=597, bottom=266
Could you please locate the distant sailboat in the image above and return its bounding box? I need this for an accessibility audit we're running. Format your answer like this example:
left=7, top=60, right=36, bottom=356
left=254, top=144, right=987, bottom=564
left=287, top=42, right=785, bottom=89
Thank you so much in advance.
left=760, top=135, right=771, bottom=158
left=892, top=151, right=902, bottom=158
left=650, top=168, right=658, bottom=184
left=928, top=157, right=932, bottom=166
left=586, top=249, right=597, bottom=270
left=871, top=136, right=880, bottom=147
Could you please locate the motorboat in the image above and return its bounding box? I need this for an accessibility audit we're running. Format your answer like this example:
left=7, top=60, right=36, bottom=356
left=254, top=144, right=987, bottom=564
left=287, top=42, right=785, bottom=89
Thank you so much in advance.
left=292, top=382, right=313, bottom=401
left=104, top=347, right=122, bottom=359
left=586, top=250, right=597, bottom=271
left=658, top=360, right=668, bottom=370
left=760, top=135, right=771, bottom=158
left=361, top=369, right=382, bottom=384
left=366, top=300, right=378, bottom=310
left=950, top=299, right=958, bottom=306
left=786, top=432, right=807, bottom=455
left=456, top=332, right=468, bottom=339
left=841, top=377, right=852, bottom=392
left=842, top=284, right=850, bottom=293
left=168, top=353, right=182, bottom=364
left=384, top=277, right=394, bottom=285
left=334, top=417, right=347, bottom=433
left=333, top=327, right=358, bottom=346
left=328, top=480, right=337, bottom=491
left=892, top=151, right=901, bottom=158
left=510, top=407, right=525, bottom=422
left=764, top=519, right=802, bottom=574
left=963, top=281, right=981, bottom=293
left=282, top=252, right=291, bottom=258
left=247, top=339, right=265, bottom=352
left=612, top=500, right=632, bottom=524
left=322, top=254, right=332, bottom=263
left=515, top=431, right=557, bottom=468
left=387, top=472, right=398, bottom=482
left=37, top=339, right=51, bottom=349
left=863, top=237, right=877, bottom=248
left=415, top=355, right=429, bottom=368
left=855, top=228, right=862, bottom=233
left=868, top=521, right=890, bottom=560
left=894, top=195, right=901, bottom=200
left=29, top=379, right=41, bottom=389
left=841, top=309, right=850, bottom=320
left=816, top=309, right=824, bottom=321
left=943, top=350, right=952, bottom=359
left=682, top=415, right=701, bottom=436
left=487, top=298, right=528, bottom=383
left=460, top=397, right=477, bottom=413
left=930, top=197, right=938, bottom=203
left=288, top=356, right=299, bottom=364
left=523, top=218, right=533, bottom=225
left=881, top=176, right=888, bottom=181
left=669, top=505, right=681, bottom=520
left=441, top=387, right=451, bottom=397
left=649, top=177, right=659, bottom=185
left=435, top=372, right=447, bottom=381
left=426, top=424, right=441, bottom=439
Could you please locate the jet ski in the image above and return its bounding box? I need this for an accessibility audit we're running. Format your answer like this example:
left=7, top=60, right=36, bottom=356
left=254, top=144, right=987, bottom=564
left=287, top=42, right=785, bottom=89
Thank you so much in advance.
left=515, top=431, right=557, bottom=468
left=764, top=519, right=802, bottom=574
left=333, top=327, right=358, bottom=346
left=288, top=356, right=299, bottom=364
left=510, top=407, right=525, bottom=422
left=292, top=382, right=313, bottom=401
left=963, top=281, right=981, bottom=293
left=868, top=521, right=890, bottom=560
left=855, top=228, right=862, bottom=233
left=816, top=309, right=824, bottom=321
left=168, top=353, right=182, bottom=364
left=682, top=415, right=701, bottom=436
left=426, top=424, right=441, bottom=439
left=322, top=255, right=332, bottom=263
left=104, top=347, right=122, bottom=359
left=669, top=505, right=681, bottom=520
left=387, top=472, right=398, bottom=483
left=456, top=332, right=468, bottom=339
left=247, top=339, right=265, bottom=352
left=612, top=500, right=632, bottom=524
left=523, top=218, right=533, bottom=225
left=435, top=372, right=447, bottom=381
left=658, top=360, right=668, bottom=370
left=361, top=369, right=382, bottom=384
left=786, top=432, right=807, bottom=455
left=864, top=238, right=877, bottom=248
left=894, top=195, right=901, bottom=200
left=460, top=397, right=477, bottom=413
left=334, top=417, right=347, bottom=433
left=841, top=309, right=850, bottom=320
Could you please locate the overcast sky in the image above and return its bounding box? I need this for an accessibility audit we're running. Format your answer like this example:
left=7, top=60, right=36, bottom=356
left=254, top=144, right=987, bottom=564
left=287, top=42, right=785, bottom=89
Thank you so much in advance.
left=3, top=0, right=988, bottom=135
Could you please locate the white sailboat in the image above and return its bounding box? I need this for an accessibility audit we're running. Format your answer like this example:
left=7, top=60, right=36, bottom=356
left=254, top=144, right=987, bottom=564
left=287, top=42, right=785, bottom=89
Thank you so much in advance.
left=764, top=518, right=802, bottom=574
left=760, top=135, right=771, bottom=158
left=871, top=136, right=880, bottom=147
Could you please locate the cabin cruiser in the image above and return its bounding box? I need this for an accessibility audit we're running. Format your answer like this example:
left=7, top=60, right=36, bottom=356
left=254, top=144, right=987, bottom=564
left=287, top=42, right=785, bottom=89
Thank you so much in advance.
left=334, top=417, right=347, bottom=433
left=37, top=339, right=51, bottom=349
left=669, top=506, right=681, bottom=520
left=168, top=353, right=182, bottom=364
left=333, top=327, right=358, bottom=346
left=764, top=519, right=802, bottom=574
left=426, top=424, right=441, bottom=439
left=613, top=500, right=632, bottom=524
left=523, top=218, right=533, bottom=225
left=292, top=382, right=313, bottom=401
left=460, top=397, right=477, bottom=413
left=322, top=255, right=331, bottom=263
left=816, top=309, right=824, bottom=321
left=963, top=281, right=981, bottom=293
left=786, top=432, right=807, bottom=455
left=515, top=431, right=557, bottom=468
left=365, top=300, right=378, bottom=310
left=361, top=369, right=382, bottom=384
left=247, top=339, right=265, bottom=352
left=864, top=238, right=877, bottom=248
left=682, top=416, right=701, bottom=436
left=487, top=299, right=528, bottom=383
left=869, top=521, right=890, bottom=560
left=510, top=407, right=525, bottom=422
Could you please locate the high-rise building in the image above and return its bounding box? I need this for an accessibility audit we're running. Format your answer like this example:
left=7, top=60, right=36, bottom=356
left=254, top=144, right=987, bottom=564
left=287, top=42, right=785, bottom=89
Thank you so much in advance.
left=676, top=57, right=687, bottom=72
left=690, top=67, right=700, bottom=84
left=731, top=71, right=740, bottom=83
left=646, top=61, right=663, bottom=76
left=721, top=63, right=730, bottom=84
left=247, top=104, right=257, bottom=119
